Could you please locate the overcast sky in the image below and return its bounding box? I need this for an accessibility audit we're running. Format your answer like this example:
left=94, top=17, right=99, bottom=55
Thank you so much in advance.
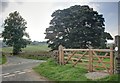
left=0, top=0, right=119, bottom=42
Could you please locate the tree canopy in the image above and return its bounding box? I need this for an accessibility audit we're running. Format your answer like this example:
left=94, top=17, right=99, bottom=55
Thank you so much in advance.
left=45, top=5, right=113, bottom=50
left=2, top=11, right=30, bottom=55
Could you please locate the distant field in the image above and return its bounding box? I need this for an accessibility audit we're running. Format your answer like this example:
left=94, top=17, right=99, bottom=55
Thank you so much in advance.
left=22, top=44, right=51, bottom=52
left=2, top=44, right=51, bottom=53
left=2, top=44, right=51, bottom=60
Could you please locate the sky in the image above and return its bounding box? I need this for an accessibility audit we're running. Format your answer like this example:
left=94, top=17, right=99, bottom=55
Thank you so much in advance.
left=0, top=0, right=119, bottom=42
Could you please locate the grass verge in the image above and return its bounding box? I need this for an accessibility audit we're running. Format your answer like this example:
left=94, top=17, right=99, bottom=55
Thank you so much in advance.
left=33, top=58, right=90, bottom=81
left=96, top=74, right=119, bottom=81
left=33, top=58, right=119, bottom=81
left=0, top=55, right=7, bottom=65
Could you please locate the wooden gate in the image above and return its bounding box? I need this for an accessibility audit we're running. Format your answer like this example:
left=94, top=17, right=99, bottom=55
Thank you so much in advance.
left=58, top=45, right=114, bottom=75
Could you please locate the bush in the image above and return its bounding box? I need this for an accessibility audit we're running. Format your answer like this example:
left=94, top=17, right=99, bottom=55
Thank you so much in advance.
left=18, top=51, right=51, bottom=60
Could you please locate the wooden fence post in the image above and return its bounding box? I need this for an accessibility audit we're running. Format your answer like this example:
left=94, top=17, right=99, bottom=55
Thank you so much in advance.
left=89, top=49, right=93, bottom=72
left=115, top=35, right=120, bottom=74
left=110, top=46, right=114, bottom=74
left=59, top=45, right=64, bottom=65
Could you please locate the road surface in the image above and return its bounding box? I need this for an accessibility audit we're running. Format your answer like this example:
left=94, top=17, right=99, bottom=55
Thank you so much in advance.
left=0, top=56, right=47, bottom=81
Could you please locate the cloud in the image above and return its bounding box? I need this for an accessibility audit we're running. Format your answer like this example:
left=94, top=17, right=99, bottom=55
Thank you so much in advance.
left=118, top=1, right=120, bottom=35
left=1, top=0, right=23, bottom=13
left=89, top=2, right=100, bottom=11
left=0, top=0, right=9, bottom=12
left=0, top=2, right=9, bottom=12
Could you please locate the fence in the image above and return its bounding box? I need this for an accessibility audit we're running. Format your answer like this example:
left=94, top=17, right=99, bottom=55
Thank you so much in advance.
left=58, top=45, right=114, bottom=75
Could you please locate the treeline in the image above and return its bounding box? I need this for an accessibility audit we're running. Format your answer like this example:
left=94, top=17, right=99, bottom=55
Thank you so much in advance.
left=1, top=40, right=47, bottom=47
left=30, top=41, right=47, bottom=45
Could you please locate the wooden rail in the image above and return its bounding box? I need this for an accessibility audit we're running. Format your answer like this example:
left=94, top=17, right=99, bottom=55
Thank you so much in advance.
left=63, top=49, right=113, bottom=52
left=58, top=45, right=114, bottom=75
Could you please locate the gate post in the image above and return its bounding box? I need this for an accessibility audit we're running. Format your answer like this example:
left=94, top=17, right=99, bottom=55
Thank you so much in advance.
left=115, top=35, right=120, bottom=74
left=59, top=45, right=64, bottom=65
left=110, top=46, right=114, bottom=74
left=89, top=48, right=93, bottom=72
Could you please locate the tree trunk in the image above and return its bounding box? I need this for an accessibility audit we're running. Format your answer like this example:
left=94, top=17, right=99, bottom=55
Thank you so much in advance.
left=13, top=45, right=19, bottom=55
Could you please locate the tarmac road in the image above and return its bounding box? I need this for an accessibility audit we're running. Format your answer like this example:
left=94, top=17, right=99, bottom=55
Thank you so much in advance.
left=1, top=56, right=47, bottom=81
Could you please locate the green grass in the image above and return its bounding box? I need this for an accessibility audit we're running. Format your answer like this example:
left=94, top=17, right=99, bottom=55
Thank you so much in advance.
left=22, top=44, right=51, bottom=52
left=33, top=58, right=90, bottom=81
left=0, top=55, right=7, bottom=65
left=2, top=47, right=13, bottom=53
left=2, top=44, right=51, bottom=53
left=2, top=44, right=51, bottom=60
left=33, top=59, right=119, bottom=81
left=96, top=74, right=119, bottom=81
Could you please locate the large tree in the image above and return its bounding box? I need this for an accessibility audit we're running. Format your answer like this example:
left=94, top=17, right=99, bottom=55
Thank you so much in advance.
left=45, top=5, right=113, bottom=50
left=2, top=11, right=30, bottom=55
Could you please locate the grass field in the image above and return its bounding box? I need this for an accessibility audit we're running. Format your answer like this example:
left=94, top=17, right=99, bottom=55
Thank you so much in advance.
left=2, top=44, right=51, bottom=60
left=2, top=44, right=51, bottom=53
left=65, top=55, right=111, bottom=71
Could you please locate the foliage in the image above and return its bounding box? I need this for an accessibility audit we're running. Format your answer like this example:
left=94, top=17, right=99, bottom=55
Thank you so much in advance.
left=2, top=11, right=30, bottom=55
left=30, top=41, right=47, bottom=45
left=45, top=5, right=113, bottom=50
left=18, top=50, right=50, bottom=60
left=19, top=53, right=49, bottom=60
